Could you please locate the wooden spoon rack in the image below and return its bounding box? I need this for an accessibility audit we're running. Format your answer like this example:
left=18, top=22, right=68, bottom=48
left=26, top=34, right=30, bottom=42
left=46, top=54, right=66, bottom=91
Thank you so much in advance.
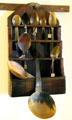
left=7, top=3, right=69, bottom=97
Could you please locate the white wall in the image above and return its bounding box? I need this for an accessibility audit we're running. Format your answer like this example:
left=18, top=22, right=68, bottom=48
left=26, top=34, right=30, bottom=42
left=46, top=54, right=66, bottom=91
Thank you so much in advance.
left=0, top=0, right=72, bottom=120
left=0, top=0, right=71, bottom=5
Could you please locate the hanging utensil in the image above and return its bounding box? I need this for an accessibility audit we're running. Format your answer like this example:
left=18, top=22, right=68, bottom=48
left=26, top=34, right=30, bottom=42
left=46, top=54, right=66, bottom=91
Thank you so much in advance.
left=49, top=12, right=57, bottom=27
left=41, top=27, right=48, bottom=40
left=39, top=17, right=47, bottom=26
left=49, top=12, right=57, bottom=40
left=37, top=8, right=47, bottom=55
left=39, top=6, right=47, bottom=24
left=30, top=5, right=40, bottom=58
left=8, top=60, right=34, bottom=79
left=39, top=16, right=48, bottom=57
left=29, top=2, right=40, bottom=25
left=39, top=7, right=47, bottom=39
left=12, top=15, right=22, bottom=58
left=18, top=25, right=31, bottom=74
left=39, top=16, right=47, bottom=39
left=50, top=45, right=61, bottom=58
left=30, top=10, right=39, bottom=25
left=18, top=25, right=31, bottom=54
left=49, top=27, right=54, bottom=53
left=46, top=12, right=50, bottom=25
left=49, top=12, right=57, bottom=41
left=49, top=12, right=57, bottom=59
left=12, top=15, right=22, bottom=26
left=28, top=59, right=56, bottom=119
left=50, top=45, right=60, bottom=77
left=30, top=5, right=39, bottom=42
left=56, top=18, right=59, bottom=26
left=21, top=12, right=30, bottom=25
left=12, top=15, right=22, bottom=40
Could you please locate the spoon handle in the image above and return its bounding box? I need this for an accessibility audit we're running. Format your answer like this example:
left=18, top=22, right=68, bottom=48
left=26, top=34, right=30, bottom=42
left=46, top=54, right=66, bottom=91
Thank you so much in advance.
left=35, top=59, right=42, bottom=92
left=24, top=25, right=27, bottom=33
left=24, top=25, right=27, bottom=73
left=51, top=27, right=54, bottom=40
left=52, top=58, right=54, bottom=73
left=33, top=27, right=42, bottom=92
left=51, top=58, right=55, bottom=77
left=15, top=27, right=19, bottom=40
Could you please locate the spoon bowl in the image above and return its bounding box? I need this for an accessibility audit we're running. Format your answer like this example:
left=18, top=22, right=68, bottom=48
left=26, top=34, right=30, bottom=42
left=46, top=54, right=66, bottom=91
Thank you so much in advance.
left=12, top=15, right=22, bottom=25
left=28, top=59, right=56, bottom=119
left=28, top=91, right=56, bottom=119
left=50, top=45, right=60, bottom=58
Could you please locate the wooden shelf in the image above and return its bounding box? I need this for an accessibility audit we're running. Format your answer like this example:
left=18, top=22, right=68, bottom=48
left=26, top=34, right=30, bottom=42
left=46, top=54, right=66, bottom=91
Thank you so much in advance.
left=9, top=24, right=61, bottom=28
left=0, top=3, right=69, bottom=12
left=9, top=57, right=63, bottom=61
left=9, top=40, right=62, bottom=43
left=31, top=40, right=61, bottom=43
left=7, top=2, right=66, bottom=97
left=12, top=76, right=65, bottom=80
left=42, top=76, right=65, bottom=94
left=42, top=76, right=65, bottom=80
left=11, top=76, right=65, bottom=96
left=10, top=58, right=33, bottom=61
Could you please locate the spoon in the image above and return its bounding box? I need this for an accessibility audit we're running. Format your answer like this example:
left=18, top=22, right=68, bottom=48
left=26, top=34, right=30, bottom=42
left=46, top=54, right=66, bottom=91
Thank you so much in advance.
left=50, top=45, right=60, bottom=77
left=21, top=12, right=30, bottom=25
left=18, top=25, right=31, bottom=55
left=18, top=25, right=31, bottom=74
left=12, top=15, right=22, bottom=58
left=12, top=15, right=22, bottom=40
left=39, top=17, right=47, bottom=26
left=48, top=12, right=57, bottom=62
left=28, top=59, right=56, bottom=119
left=49, top=12, right=57, bottom=27
left=30, top=10, right=39, bottom=25
left=8, top=60, right=34, bottom=79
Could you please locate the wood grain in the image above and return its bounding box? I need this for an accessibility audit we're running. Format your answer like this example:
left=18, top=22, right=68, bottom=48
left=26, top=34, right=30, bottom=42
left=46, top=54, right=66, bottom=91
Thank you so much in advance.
left=42, top=76, right=65, bottom=94
left=9, top=25, right=61, bottom=27
left=7, top=3, right=66, bottom=96
left=9, top=57, right=63, bottom=61
left=0, top=3, right=69, bottom=12
left=9, top=39, right=62, bottom=43
left=11, top=76, right=65, bottom=97
left=0, top=3, right=25, bottom=10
